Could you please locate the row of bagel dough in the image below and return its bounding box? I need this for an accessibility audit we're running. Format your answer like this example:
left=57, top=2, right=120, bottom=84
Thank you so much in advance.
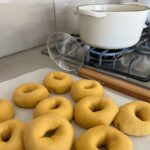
left=14, top=71, right=150, bottom=136
left=0, top=71, right=150, bottom=150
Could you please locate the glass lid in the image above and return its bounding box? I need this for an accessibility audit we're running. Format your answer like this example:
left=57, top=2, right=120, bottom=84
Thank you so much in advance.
left=47, top=32, right=84, bottom=72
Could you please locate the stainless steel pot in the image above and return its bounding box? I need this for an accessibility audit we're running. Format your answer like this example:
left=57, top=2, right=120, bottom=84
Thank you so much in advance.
left=76, top=4, right=150, bottom=49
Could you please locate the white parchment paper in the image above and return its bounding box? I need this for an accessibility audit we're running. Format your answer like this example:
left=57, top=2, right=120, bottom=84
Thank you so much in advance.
left=0, top=68, right=149, bottom=150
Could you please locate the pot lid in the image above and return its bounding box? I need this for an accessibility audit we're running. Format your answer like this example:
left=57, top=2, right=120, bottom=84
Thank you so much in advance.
left=47, top=32, right=84, bottom=72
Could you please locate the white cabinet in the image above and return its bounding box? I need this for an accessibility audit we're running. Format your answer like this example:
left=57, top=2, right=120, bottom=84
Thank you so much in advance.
left=0, top=0, right=54, bottom=57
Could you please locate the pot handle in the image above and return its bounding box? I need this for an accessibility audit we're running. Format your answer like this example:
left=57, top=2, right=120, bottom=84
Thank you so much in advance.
left=74, top=9, right=107, bottom=18
left=143, top=24, right=147, bottom=29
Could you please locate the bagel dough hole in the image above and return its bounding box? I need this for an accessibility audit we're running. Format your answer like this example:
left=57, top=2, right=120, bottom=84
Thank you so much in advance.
left=135, top=110, right=147, bottom=121
left=97, top=144, right=108, bottom=150
left=54, top=74, right=64, bottom=80
left=1, top=130, right=12, bottom=142
left=91, top=104, right=103, bottom=112
left=23, top=86, right=36, bottom=93
left=51, top=103, right=60, bottom=110
left=96, top=139, right=108, bottom=150
left=44, top=128, right=58, bottom=138
left=92, top=106, right=101, bottom=112
left=84, top=84, right=95, bottom=89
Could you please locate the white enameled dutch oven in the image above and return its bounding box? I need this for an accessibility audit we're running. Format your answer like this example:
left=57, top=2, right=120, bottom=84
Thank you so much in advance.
left=75, top=4, right=150, bottom=49
left=138, top=0, right=150, bottom=23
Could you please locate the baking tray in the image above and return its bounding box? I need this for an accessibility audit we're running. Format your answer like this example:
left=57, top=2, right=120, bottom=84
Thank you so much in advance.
left=0, top=68, right=149, bottom=150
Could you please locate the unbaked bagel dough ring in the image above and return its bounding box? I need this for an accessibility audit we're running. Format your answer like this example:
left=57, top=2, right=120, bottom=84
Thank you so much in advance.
left=0, top=99, right=15, bottom=122
left=13, top=83, right=49, bottom=108
left=114, top=101, right=150, bottom=136
left=33, top=96, right=73, bottom=121
left=23, top=114, right=74, bottom=150
left=71, top=80, right=104, bottom=102
left=0, top=119, right=25, bottom=150
left=43, top=72, right=73, bottom=94
left=75, top=125, right=133, bottom=150
left=74, top=96, right=119, bottom=128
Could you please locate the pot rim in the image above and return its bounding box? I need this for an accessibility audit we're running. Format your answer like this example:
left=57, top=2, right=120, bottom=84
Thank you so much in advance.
left=77, top=4, right=150, bottom=13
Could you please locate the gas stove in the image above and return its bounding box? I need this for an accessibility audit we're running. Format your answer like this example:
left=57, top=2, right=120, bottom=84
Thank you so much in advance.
left=84, top=47, right=150, bottom=89
left=42, top=27, right=150, bottom=89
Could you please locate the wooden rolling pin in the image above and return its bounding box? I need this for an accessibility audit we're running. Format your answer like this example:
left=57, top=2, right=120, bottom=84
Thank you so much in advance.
left=77, top=67, right=150, bottom=103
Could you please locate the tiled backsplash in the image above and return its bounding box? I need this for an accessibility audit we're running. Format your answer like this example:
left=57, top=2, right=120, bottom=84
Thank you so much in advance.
left=0, top=0, right=54, bottom=57
left=0, top=0, right=135, bottom=57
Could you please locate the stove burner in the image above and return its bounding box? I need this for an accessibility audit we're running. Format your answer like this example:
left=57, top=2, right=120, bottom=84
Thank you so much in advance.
left=135, top=25, right=150, bottom=55
left=88, top=48, right=134, bottom=63
left=85, top=44, right=150, bottom=82
left=136, top=46, right=150, bottom=55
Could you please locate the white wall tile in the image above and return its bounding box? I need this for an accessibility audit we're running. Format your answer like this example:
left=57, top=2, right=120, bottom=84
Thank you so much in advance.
left=0, top=0, right=54, bottom=57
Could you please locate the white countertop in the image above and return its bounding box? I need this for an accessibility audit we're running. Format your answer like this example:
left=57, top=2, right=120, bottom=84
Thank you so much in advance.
left=0, top=45, right=60, bottom=82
